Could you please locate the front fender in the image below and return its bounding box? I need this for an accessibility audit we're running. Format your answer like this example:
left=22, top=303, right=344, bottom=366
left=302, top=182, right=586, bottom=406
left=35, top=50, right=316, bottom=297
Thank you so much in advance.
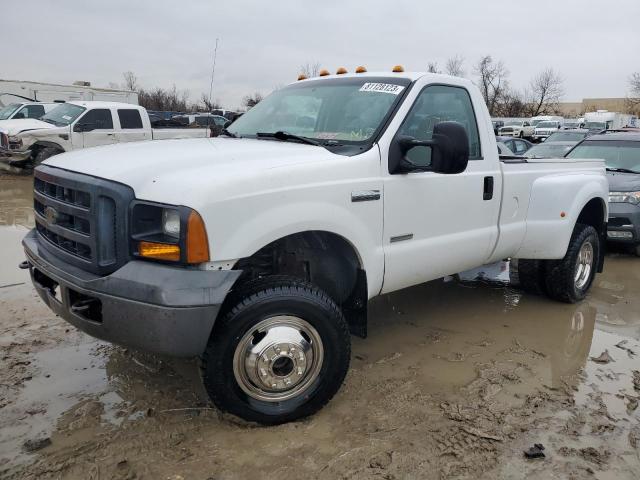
left=207, top=199, right=384, bottom=299
left=515, top=172, right=607, bottom=259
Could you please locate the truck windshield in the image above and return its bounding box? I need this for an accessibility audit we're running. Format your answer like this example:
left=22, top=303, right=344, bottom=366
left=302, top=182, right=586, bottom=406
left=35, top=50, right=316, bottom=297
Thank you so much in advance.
left=0, top=103, right=21, bottom=120
left=228, top=77, right=411, bottom=144
left=524, top=144, right=573, bottom=158
left=566, top=141, right=640, bottom=172
left=40, top=104, right=86, bottom=127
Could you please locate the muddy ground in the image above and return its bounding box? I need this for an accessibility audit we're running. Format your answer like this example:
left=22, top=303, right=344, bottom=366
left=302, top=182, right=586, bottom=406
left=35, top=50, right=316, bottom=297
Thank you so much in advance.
left=1, top=173, right=639, bottom=480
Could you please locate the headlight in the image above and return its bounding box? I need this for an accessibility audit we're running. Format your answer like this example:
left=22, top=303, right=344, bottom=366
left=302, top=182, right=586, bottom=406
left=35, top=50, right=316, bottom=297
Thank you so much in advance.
left=131, top=203, right=209, bottom=263
left=162, top=208, right=181, bottom=239
left=8, top=135, right=23, bottom=149
left=609, top=191, right=640, bottom=205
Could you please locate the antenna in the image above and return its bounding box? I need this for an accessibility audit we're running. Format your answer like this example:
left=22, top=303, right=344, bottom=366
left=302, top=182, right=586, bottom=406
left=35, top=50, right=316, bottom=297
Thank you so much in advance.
left=208, top=38, right=219, bottom=113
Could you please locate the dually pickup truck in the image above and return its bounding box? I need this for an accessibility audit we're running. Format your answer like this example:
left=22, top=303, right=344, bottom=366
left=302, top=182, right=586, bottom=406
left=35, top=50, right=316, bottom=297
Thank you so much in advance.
left=0, top=101, right=209, bottom=169
left=22, top=69, right=608, bottom=424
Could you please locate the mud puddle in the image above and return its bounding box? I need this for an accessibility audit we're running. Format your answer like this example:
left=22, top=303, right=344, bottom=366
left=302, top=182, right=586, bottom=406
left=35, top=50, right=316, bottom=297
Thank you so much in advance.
left=1, top=173, right=640, bottom=479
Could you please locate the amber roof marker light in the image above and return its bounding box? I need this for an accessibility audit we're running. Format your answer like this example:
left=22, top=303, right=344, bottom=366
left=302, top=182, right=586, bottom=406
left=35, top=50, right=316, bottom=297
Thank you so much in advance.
left=336, top=67, right=348, bottom=75
left=319, top=69, right=330, bottom=77
left=392, top=65, right=405, bottom=73
left=297, top=74, right=308, bottom=81
left=355, top=66, right=367, bottom=73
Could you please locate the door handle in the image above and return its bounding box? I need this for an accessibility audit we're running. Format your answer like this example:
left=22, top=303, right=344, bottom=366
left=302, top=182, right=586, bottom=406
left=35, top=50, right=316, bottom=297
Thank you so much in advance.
left=483, top=176, right=494, bottom=200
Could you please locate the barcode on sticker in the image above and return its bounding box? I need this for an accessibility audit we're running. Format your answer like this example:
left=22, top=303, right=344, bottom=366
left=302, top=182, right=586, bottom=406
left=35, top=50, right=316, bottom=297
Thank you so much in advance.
left=359, top=83, right=405, bottom=95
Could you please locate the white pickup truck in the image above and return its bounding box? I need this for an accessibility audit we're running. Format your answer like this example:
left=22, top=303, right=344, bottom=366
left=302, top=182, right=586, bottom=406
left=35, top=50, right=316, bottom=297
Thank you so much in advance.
left=0, top=101, right=209, bottom=168
left=21, top=70, right=608, bottom=424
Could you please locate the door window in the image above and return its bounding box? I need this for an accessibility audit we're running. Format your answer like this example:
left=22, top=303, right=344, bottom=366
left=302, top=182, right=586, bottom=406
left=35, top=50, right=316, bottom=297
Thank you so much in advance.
left=118, top=109, right=143, bottom=129
left=514, top=140, right=528, bottom=153
left=80, top=109, right=113, bottom=129
left=397, top=85, right=481, bottom=167
left=16, top=105, right=45, bottom=119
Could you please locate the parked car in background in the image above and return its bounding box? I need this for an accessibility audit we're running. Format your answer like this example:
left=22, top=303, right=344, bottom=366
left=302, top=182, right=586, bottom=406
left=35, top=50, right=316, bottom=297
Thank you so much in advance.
left=172, top=113, right=228, bottom=128
left=563, top=119, right=584, bottom=129
left=566, top=132, right=640, bottom=255
left=544, top=129, right=590, bottom=144
left=533, top=120, right=563, bottom=142
left=523, top=142, right=575, bottom=158
left=531, top=115, right=563, bottom=128
left=498, top=119, right=534, bottom=138
left=497, top=141, right=515, bottom=156
left=492, top=120, right=504, bottom=135
left=0, top=102, right=59, bottom=122
left=584, top=110, right=638, bottom=132
left=0, top=101, right=210, bottom=168
left=495, top=135, right=532, bottom=154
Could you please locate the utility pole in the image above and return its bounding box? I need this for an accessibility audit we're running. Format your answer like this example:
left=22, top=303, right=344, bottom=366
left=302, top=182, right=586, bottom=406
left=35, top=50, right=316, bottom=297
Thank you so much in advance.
left=208, top=38, right=219, bottom=112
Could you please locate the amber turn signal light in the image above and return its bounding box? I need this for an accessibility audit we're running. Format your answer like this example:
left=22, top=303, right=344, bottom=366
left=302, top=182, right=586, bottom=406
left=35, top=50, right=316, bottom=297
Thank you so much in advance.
left=138, top=241, right=181, bottom=261
left=186, top=210, right=210, bottom=264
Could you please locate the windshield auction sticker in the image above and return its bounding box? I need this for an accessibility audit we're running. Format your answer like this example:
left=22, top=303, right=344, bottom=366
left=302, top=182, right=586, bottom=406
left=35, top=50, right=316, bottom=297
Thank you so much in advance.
left=359, top=83, right=405, bottom=95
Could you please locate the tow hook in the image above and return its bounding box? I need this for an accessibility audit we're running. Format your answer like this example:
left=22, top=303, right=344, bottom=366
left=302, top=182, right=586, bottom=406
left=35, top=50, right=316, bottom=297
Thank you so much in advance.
left=70, top=299, right=99, bottom=314
left=18, top=261, right=30, bottom=270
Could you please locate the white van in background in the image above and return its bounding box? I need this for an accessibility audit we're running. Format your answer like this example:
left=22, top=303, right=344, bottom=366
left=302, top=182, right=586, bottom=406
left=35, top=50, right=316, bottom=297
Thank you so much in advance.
left=530, top=115, right=564, bottom=128
left=583, top=110, right=638, bottom=132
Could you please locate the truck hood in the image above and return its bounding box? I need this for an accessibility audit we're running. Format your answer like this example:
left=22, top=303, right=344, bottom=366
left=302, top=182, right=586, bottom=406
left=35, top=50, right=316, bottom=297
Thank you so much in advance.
left=606, top=171, right=640, bottom=191
left=0, top=118, right=55, bottom=135
left=44, top=137, right=346, bottom=205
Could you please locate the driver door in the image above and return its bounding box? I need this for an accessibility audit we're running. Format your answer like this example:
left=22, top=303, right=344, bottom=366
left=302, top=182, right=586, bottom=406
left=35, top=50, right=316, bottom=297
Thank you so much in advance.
left=381, top=84, right=501, bottom=293
left=71, top=109, right=117, bottom=148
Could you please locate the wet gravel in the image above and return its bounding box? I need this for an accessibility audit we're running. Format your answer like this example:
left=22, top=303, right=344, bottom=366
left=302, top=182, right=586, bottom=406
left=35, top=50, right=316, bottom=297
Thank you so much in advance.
left=1, top=174, right=639, bottom=479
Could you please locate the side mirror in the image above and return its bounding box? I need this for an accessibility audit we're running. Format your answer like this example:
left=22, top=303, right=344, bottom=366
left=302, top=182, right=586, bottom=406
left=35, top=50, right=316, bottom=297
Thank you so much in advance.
left=73, top=122, right=95, bottom=133
left=394, top=121, right=469, bottom=174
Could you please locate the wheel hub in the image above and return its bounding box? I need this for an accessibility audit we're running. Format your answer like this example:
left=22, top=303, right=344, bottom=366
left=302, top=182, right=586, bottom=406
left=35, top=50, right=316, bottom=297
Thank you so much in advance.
left=233, top=316, right=323, bottom=402
left=574, top=241, right=594, bottom=290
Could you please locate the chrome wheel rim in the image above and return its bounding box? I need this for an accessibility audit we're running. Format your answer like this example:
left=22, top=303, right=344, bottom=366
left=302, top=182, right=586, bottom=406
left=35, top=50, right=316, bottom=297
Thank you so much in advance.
left=233, top=316, right=324, bottom=402
left=574, top=241, right=594, bottom=290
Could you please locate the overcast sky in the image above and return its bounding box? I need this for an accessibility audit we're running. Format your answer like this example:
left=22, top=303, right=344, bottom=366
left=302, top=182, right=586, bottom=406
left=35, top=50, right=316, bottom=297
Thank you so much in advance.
left=3, top=0, right=639, bottom=109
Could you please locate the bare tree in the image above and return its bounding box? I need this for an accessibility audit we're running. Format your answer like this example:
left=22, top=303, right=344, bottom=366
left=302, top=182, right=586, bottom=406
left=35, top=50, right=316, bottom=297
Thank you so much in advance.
left=497, top=88, right=527, bottom=118
left=200, top=93, right=221, bottom=111
left=300, top=62, right=321, bottom=78
left=474, top=55, right=508, bottom=116
left=122, top=71, right=139, bottom=92
left=526, top=68, right=564, bottom=116
left=427, top=62, right=441, bottom=74
left=243, top=92, right=263, bottom=108
left=445, top=55, right=465, bottom=77
left=627, top=72, right=640, bottom=111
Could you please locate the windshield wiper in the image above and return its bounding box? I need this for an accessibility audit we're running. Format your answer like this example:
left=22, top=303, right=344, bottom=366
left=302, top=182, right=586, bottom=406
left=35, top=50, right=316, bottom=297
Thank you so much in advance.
left=220, top=128, right=238, bottom=138
left=256, top=131, right=321, bottom=147
left=606, top=167, right=640, bottom=174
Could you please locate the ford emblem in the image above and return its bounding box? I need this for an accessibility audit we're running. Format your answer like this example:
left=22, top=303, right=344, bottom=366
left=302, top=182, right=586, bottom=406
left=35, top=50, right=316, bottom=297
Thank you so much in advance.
left=44, top=206, right=58, bottom=225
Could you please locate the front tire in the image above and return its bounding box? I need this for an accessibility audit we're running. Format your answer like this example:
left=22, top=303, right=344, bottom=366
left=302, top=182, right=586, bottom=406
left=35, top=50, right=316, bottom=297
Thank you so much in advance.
left=201, top=276, right=351, bottom=424
left=34, top=147, right=61, bottom=166
left=544, top=224, right=600, bottom=303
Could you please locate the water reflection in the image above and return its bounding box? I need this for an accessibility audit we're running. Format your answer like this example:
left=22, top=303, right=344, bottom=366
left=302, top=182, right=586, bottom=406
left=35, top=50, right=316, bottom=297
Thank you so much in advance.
left=0, top=175, right=34, bottom=229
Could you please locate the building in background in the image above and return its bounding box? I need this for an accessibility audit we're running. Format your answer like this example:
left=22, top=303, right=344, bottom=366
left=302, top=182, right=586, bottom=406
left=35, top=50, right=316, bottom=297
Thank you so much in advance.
left=0, top=79, right=138, bottom=107
left=556, top=98, right=640, bottom=117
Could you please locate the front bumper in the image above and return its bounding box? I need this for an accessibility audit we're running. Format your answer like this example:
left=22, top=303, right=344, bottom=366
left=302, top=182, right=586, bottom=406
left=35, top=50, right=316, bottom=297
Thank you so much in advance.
left=0, top=146, right=31, bottom=162
left=499, top=131, right=518, bottom=137
left=23, top=229, right=241, bottom=357
left=607, top=202, right=640, bottom=245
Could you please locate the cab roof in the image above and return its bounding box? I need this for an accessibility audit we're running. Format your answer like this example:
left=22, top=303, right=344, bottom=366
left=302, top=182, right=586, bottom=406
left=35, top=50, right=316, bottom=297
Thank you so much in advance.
left=67, top=100, right=143, bottom=109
